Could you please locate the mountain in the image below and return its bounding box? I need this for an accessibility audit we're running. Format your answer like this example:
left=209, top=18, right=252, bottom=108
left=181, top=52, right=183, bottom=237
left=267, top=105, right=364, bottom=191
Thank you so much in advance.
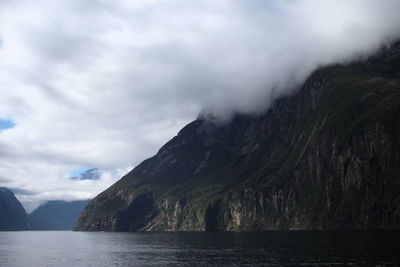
left=76, top=42, right=400, bottom=231
left=29, top=200, right=90, bottom=230
left=0, top=187, right=30, bottom=231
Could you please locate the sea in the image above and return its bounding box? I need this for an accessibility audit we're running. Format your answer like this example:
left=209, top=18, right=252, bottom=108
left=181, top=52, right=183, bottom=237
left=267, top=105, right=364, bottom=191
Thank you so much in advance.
left=0, top=231, right=399, bottom=266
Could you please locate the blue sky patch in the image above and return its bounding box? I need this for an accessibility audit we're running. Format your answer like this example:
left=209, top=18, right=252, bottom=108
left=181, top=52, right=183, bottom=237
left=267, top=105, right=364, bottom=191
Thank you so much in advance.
left=69, top=167, right=91, bottom=177
left=0, top=119, right=15, bottom=130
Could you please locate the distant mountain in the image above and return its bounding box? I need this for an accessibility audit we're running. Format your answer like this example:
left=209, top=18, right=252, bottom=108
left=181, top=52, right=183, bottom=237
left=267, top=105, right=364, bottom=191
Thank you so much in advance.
left=76, top=42, right=400, bottom=232
left=0, top=187, right=30, bottom=231
left=29, top=200, right=90, bottom=230
left=71, top=168, right=100, bottom=181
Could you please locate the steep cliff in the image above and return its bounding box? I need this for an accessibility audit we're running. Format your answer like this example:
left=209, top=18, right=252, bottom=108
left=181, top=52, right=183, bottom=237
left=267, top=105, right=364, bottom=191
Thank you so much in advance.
left=0, top=187, right=30, bottom=231
left=76, top=43, right=400, bottom=231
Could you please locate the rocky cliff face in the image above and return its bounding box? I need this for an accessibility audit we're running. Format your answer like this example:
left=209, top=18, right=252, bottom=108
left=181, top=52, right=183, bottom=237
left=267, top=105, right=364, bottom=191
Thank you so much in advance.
left=76, top=43, right=400, bottom=231
left=0, top=187, right=30, bottom=231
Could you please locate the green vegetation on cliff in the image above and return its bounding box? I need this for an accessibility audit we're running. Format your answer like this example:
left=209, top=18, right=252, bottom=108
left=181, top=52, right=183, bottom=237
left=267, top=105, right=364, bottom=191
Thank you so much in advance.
left=76, top=43, right=400, bottom=231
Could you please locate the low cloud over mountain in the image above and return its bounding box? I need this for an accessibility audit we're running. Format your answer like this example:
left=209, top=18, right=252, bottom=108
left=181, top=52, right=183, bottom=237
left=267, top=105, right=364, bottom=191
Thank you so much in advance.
left=0, top=0, right=399, bottom=209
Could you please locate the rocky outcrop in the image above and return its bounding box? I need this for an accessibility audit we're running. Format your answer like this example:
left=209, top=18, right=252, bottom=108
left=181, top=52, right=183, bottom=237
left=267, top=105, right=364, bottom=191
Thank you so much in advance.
left=0, top=187, right=30, bottom=231
left=75, top=42, right=400, bottom=231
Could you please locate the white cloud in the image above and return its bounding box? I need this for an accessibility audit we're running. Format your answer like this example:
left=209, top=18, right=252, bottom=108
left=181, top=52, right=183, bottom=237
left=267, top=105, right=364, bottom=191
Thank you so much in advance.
left=0, top=0, right=399, bottom=210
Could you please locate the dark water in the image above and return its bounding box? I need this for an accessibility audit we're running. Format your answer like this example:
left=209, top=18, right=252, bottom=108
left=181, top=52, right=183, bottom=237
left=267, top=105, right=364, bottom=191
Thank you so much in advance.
left=0, top=231, right=399, bottom=266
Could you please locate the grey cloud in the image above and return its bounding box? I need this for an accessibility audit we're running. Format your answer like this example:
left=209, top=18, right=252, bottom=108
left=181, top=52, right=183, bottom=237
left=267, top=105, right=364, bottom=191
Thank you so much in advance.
left=0, top=0, right=399, bottom=209
left=0, top=177, right=9, bottom=183
left=10, top=187, right=36, bottom=196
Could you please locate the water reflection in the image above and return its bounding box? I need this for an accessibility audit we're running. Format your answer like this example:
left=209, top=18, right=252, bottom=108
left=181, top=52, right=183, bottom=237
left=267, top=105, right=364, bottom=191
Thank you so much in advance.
left=0, top=231, right=399, bottom=266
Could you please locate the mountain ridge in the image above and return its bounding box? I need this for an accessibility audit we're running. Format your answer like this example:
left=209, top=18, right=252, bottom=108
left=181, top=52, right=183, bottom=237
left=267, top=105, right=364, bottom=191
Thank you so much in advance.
left=0, top=187, right=30, bottom=231
left=29, top=200, right=90, bottom=230
left=76, top=42, right=400, bottom=231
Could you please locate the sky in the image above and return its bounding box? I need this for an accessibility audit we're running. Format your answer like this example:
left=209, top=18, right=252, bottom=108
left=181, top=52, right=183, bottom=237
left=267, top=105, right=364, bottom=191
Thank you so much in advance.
left=0, top=0, right=400, bottom=212
left=0, top=119, right=14, bottom=130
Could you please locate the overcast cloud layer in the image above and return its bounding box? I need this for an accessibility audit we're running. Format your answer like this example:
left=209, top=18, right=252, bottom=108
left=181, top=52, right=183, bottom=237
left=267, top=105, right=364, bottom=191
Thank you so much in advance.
left=1, top=0, right=400, bottom=211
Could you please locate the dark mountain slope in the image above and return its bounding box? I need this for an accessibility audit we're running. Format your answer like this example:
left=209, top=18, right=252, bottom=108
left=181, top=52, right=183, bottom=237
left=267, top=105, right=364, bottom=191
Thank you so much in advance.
left=76, top=43, right=400, bottom=231
left=29, top=200, right=90, bottom=230
left=0, top=187, right=30, bottom=231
